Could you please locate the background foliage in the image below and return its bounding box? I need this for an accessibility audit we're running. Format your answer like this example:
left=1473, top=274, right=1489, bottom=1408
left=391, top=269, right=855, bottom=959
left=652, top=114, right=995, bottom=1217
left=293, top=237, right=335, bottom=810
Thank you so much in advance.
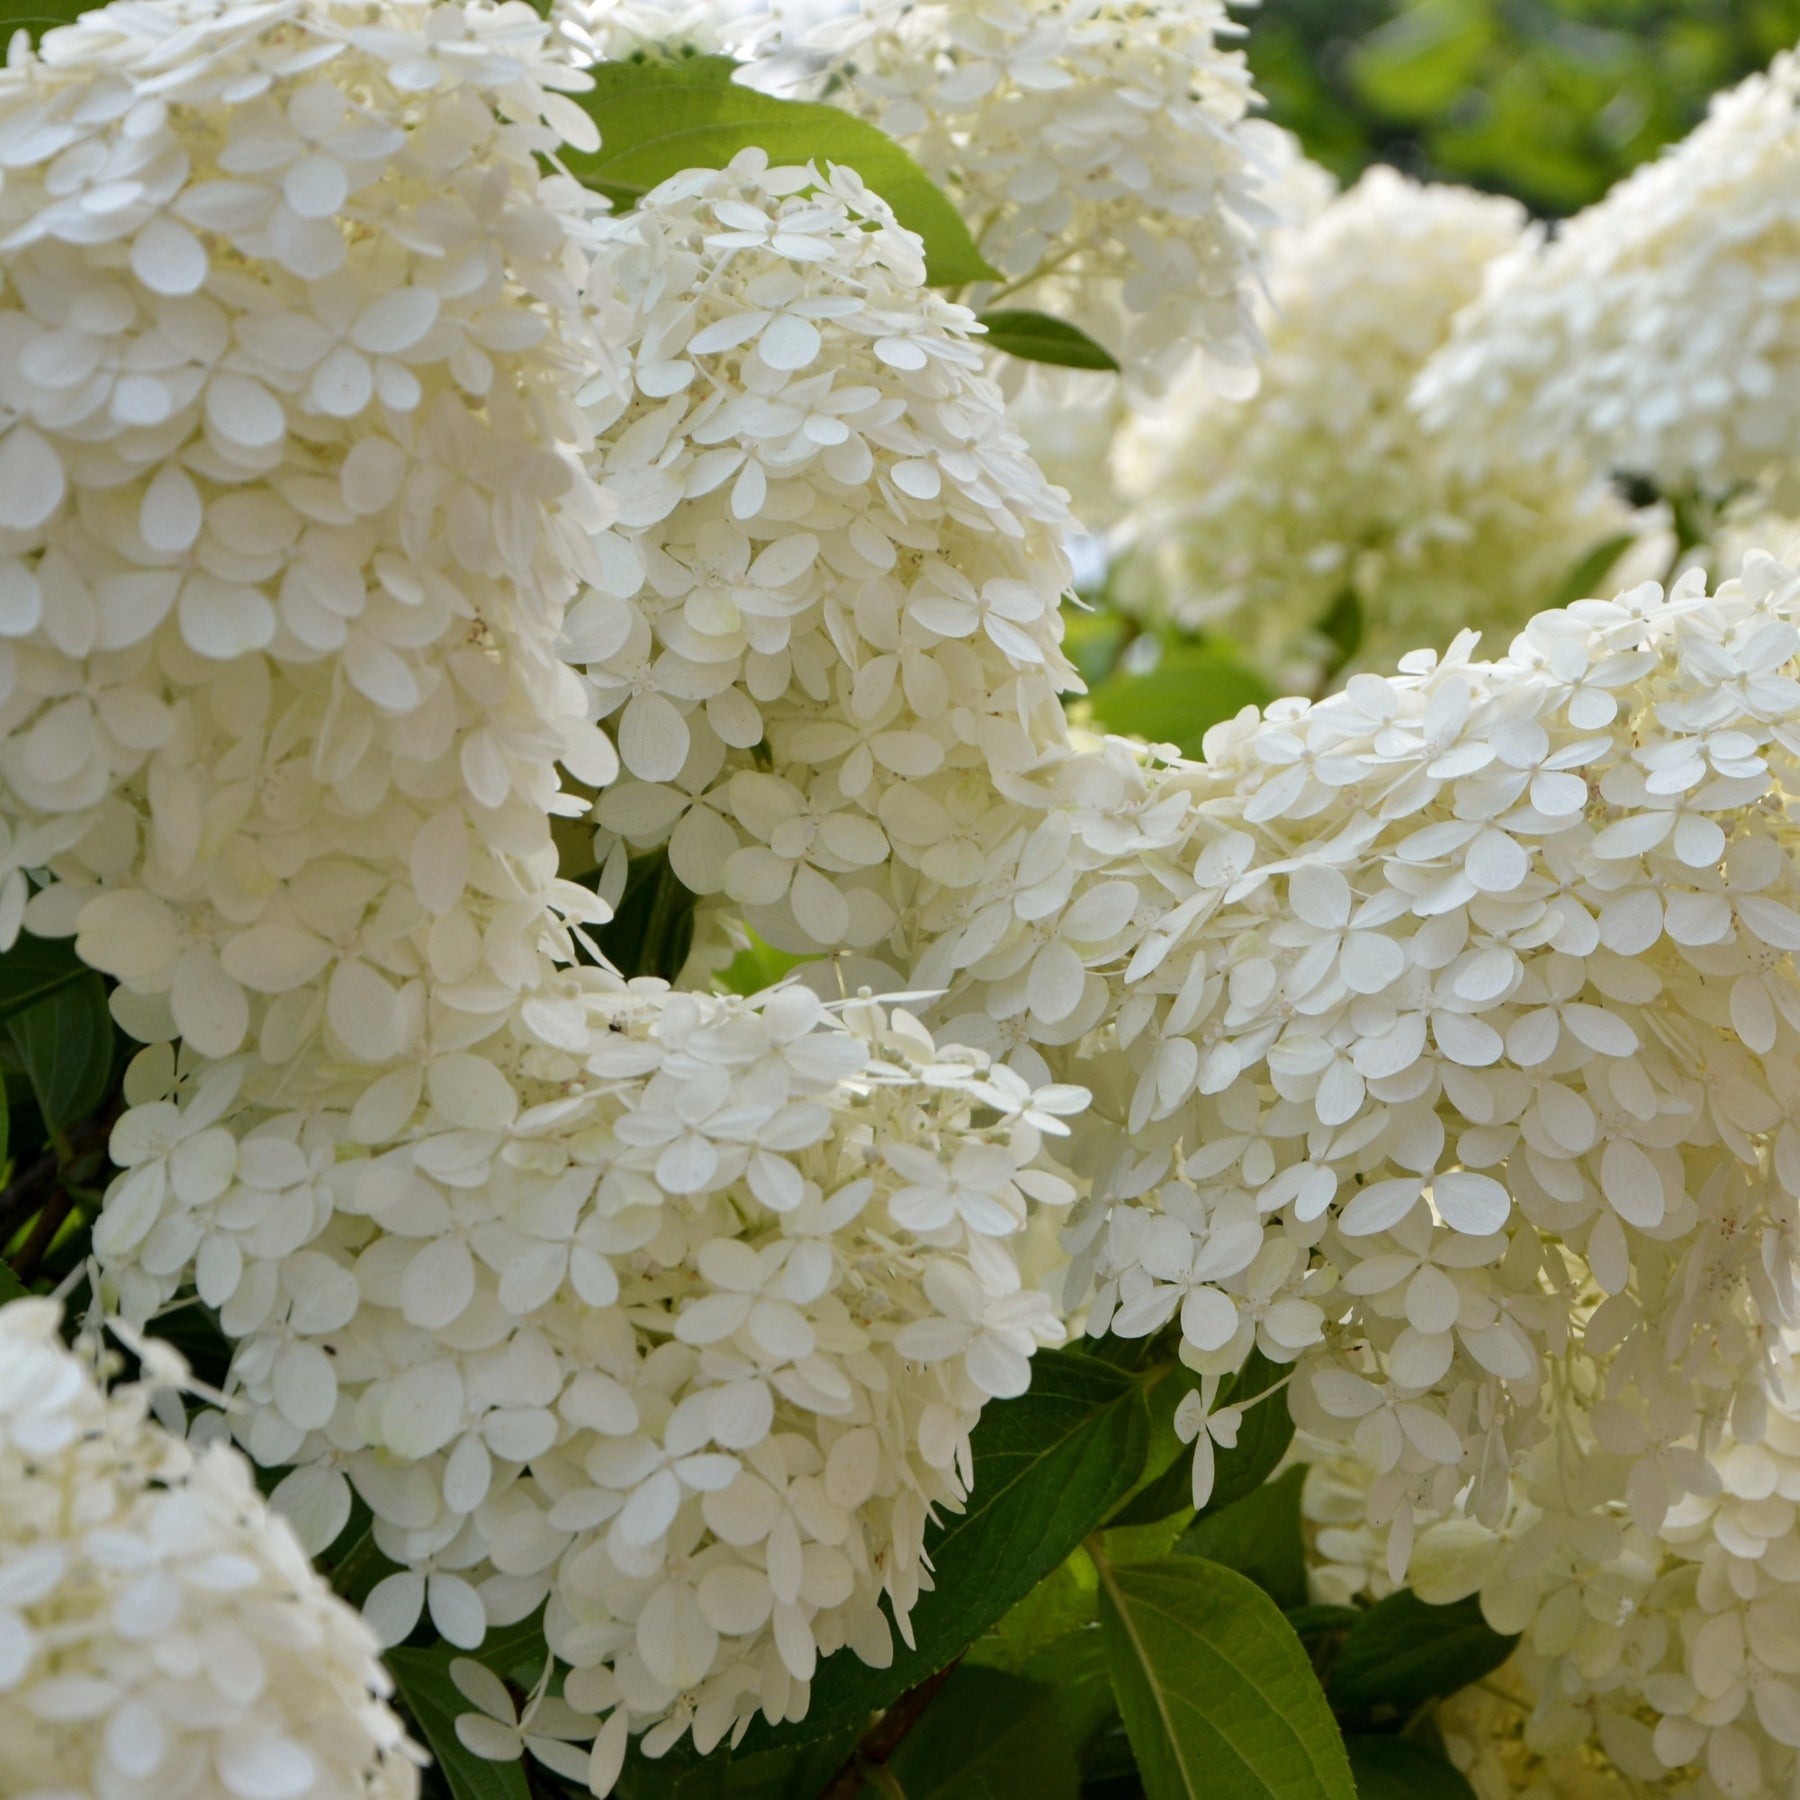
left=1252, top=0, right=1800, bottom=211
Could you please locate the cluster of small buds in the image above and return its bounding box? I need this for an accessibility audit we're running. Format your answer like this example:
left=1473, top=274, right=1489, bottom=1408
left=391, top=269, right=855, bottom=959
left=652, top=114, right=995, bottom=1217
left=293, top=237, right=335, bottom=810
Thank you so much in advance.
left=578, top=150, right=1081, bottom=972
left=773, top=0, right=1277, bottom=396
left=1112, top=169, right=1634, bottom=691
left=1414, top=45, right=1800, bottom=503
left=0, top=1296, right=420, bottom=1800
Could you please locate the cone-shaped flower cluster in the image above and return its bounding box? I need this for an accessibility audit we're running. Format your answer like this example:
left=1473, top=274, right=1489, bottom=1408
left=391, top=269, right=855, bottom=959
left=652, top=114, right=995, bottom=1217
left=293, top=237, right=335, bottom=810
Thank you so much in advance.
left=928, top=552, right=1800, bottom=1794
left=580, top=152, right=1080, bottom=970
left=0, top=1297, right=419, bottom=1800
left=1414, top=47, right=1800, bottom=502
left=1113, top=169, right=1631, bottom=689
left=786, top=0, right=1277, bottom=393
left=0, top=0, right=1096, bottom=1781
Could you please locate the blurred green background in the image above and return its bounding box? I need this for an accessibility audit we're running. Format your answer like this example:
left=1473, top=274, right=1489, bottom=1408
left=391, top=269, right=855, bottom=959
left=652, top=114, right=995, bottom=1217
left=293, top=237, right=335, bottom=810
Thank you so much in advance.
left=1248, top=0, right=1800, bottom=213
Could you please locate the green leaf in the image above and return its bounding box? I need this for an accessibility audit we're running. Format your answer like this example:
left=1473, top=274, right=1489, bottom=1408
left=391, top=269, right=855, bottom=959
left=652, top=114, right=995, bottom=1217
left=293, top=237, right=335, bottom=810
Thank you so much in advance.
left=1098, top=1556, right=1355, bottom=1800
left=7, top=972, right=113, bottom=1133
left=977, top=309, right=1119, bottom=371
left=1175, top=1465, right=1308, bottom=1611
left=0, top=931, right=87, bottom=1025
left=888, top=1667, right=1079, bottom=1800
left=1316, top=587, right=1363, bottom=678
left=0, top=1255, right=27, bottom=1304
left=618, top=1728, right=857, bottom=1799
left=738, top=1346, right=1151, bottom=1749
left=569, top=57, right=998, bottom=287
left=968, top=1547, right=1099, bottom=1673
left=1344, top=1736, right=1477, bottom=1800
left=1282, top=1604, right=1361, bottom=1639
left=597, top=851, right=698, bottom=983
left=1327, top=1591, right=1518, bottom=1715
left=716, top=930, right=813, bottom=998
left=1087, top=640, right=1272, bottom=759
left=1016, top=1625, right=1117, bottom=1764
left=1351, top=0, right=1495, bottom=120
left=386, top=1643, right=531, bottom=1800
left=0, top=0, right=98, bottom=39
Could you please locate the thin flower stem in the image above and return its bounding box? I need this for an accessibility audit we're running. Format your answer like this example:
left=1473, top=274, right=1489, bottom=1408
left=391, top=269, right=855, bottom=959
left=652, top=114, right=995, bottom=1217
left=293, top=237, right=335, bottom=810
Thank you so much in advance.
left=813, top=1660, right=961, bottom=1800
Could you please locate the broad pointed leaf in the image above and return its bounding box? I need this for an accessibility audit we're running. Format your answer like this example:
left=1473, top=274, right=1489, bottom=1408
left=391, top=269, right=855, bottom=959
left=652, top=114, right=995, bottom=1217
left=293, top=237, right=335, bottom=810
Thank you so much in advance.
left=1099, top=1556, right=1354, bottom=1800
left=570, top=57, right=997, bottom=287
left=977, top=309, right=1119, bottom=371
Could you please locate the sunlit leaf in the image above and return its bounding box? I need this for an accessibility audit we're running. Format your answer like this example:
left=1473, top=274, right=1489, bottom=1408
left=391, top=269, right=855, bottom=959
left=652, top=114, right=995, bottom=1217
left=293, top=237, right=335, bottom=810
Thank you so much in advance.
left=570, top=57, right=998, bottom=287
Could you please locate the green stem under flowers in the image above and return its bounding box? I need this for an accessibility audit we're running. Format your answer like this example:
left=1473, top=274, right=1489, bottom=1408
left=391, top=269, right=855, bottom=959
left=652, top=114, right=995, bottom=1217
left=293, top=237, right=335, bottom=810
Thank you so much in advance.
left=813, top=1660, right=960, bottom=1800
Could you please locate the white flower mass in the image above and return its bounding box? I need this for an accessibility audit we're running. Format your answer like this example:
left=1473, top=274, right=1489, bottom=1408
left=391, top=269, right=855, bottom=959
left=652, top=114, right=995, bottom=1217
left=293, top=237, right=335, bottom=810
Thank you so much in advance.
left=0, top=1297, right=418, bottom=1800
left=1113, top=169, right=1633, bottom=688
left=789, top=0, right=1278, bottom=393
left=0, top=0, right=1092, bottom=1780
left=1414, top=47, right=1800, bottom=501
left=4, top=0, right=1800, bottom=1794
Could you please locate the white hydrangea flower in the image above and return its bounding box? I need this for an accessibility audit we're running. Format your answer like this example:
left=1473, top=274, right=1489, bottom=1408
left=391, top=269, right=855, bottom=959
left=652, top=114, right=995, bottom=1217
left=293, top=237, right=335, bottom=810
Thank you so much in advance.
left=578, top=149, right=1080, bottom=969
left=775, top=0, right=1280, bottom=394
left=100, top=982, right=1082, bottom=1782
left=0, top=1296, right=419, bottom=1800
left=1113, top=169, right=1635, bottom=690
left=926, top=555, right=1800, bottom=1720
left=1436, top=1656, right=1663, bottom=1800
left=1000, top=123, right=1334, bottom=537
left=1414, top=47, right=1800, bottom=502
left=546, top=0, right=775, bottom=67
left=1309, top=1333, right=1800, bottom=1799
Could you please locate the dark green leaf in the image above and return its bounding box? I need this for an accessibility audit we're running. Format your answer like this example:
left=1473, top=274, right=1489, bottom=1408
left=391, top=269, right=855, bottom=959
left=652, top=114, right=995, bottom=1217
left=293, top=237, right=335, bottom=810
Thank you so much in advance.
left=888, top=1667, right=1079, bottom=1800
left=569, top=57, right=998, bottom=287
left=8, top=972, right=113, bottom=1133
left=739, top=1346, right=1151, bottom=1749
left=1099, top=1556, right=1355, bottom=1800
left=1282, top=1604, right=1361, bottom=1639
left=0, top=1255, right=27, bottom=1304
left=387, top=1643, right=531, bottom=1800
left=968, top=1547, right=1098, bottom=1672
left=1316, top=587, right=1363, bottom=678
left=1016, top=1625, right=1117, bottom=1763
left=617, top=1725, right=859, bottom=1798
left=977, top=309, right=1120, bottom=371
left=1087, top=640, right=1273, bottom=759
left=1327, top=1591, right=1518, bottom=1715
left=1345, top=1736, right=1477, bottom=1800
left=598, top=852, right=698, bottom=983
left=1175, top=1465, right=1308, bottom=1610
left=0, top=0, right=98, bottom=39
left=0, top=932, right=87, bottom=1025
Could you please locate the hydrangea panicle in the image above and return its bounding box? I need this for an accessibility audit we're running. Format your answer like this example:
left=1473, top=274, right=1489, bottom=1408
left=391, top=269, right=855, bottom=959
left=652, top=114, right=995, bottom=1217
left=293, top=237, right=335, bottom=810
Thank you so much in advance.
left=1113, top=169, right=1634, bottom=689
left=0, top=1296, right=420, bottom=1800
left=1414, top=46, right=1800, bottom=503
